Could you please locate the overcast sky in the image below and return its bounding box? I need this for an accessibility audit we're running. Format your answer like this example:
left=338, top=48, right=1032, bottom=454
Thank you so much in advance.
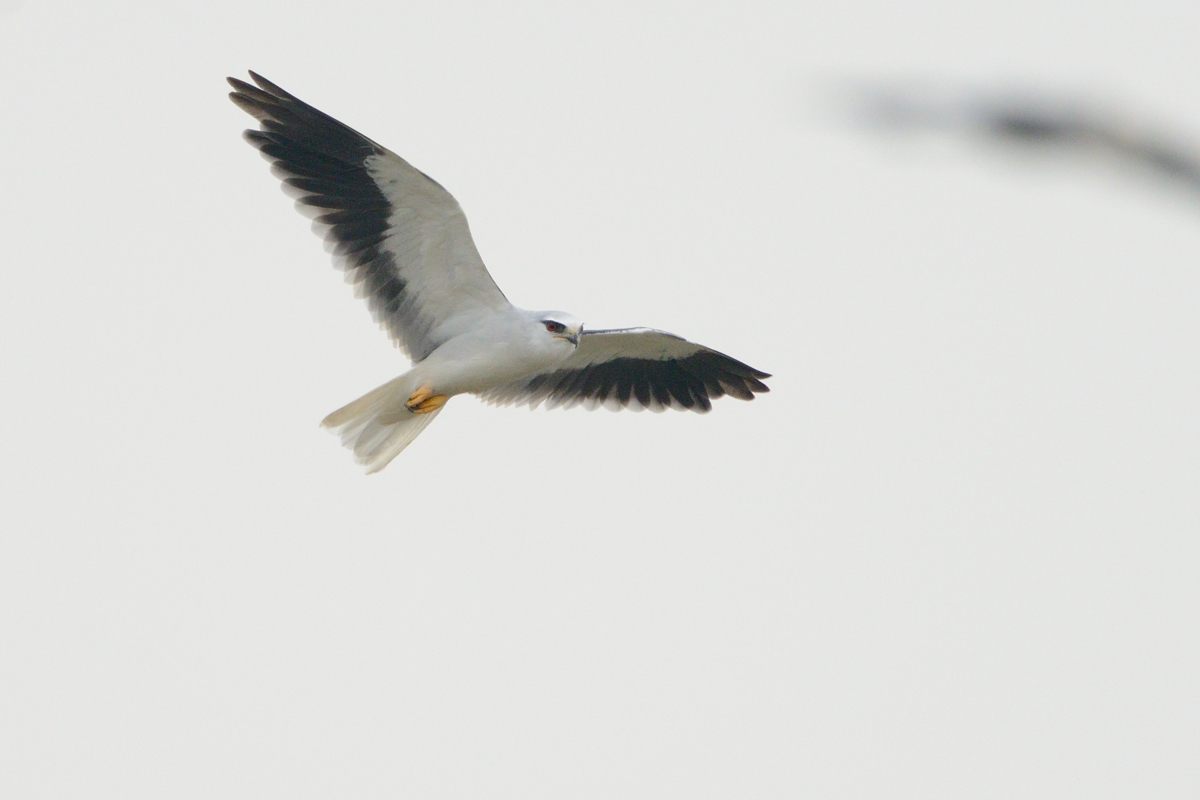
left=2, top=1, right=1197, bottom=798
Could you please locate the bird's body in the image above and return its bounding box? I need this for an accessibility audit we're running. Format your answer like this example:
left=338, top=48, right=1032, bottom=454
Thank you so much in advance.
left=400, top=309, right=580, bottom=397
left=228, top=72, right=770, bottom=471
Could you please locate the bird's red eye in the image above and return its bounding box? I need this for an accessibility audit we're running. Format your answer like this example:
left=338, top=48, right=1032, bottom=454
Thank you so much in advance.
left=544, top=321, right=565, bottom=334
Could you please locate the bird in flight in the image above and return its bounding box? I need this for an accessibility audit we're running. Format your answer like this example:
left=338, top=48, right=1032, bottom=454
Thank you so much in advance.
left=228, top=71, right=770, bottom=472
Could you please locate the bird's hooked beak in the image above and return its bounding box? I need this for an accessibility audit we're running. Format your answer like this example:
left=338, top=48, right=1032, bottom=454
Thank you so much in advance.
left=555, top=326, right=581, bottom=347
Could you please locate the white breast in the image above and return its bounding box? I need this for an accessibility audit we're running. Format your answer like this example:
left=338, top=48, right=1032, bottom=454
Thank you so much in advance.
left=414, top=309, right=575, bottom=396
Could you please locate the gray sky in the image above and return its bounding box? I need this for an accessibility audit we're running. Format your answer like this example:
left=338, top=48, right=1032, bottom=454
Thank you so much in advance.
left=2, top=1, right=1197, bottom=798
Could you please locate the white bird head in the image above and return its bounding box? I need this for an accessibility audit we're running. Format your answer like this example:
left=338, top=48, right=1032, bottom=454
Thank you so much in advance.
left=530, top=310, right=583, bottom=347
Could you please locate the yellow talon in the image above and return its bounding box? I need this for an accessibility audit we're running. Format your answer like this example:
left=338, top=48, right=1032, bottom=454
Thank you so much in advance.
left=406, top=385, right=448, bottom=414
left=413, top=395, right=448, bottom=413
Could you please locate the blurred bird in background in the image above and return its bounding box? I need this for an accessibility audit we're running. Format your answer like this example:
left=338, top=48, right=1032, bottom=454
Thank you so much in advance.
left=841, top=83, right=1200, bottom=203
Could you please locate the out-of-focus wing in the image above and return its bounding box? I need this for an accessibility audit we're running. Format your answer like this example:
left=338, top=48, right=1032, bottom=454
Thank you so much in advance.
left=481, top=328, right=770, bottom=412
left=228, top=71, right=510, bottom=360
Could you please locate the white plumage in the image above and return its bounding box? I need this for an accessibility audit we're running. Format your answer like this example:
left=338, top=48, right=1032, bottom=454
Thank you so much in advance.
left=229, top=72, right=770, bottom=472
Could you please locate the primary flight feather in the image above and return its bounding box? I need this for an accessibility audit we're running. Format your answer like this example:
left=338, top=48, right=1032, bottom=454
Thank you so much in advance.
left=228, top=71, right=770, bottom=472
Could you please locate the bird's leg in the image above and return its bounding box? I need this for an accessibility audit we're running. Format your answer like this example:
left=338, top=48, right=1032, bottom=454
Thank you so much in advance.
left=406, top=384, right=449, bottom=414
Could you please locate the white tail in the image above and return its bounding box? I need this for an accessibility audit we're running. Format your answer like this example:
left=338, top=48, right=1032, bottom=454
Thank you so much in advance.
left=321, top=374, right=445, bottom=473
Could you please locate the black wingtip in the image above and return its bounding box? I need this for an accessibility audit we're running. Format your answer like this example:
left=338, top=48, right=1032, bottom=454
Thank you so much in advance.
left=227, top=71, right=289, bottom=102
left=247, top=70, right=298, bottom=101
left=227, top=90, right=260, bottom=117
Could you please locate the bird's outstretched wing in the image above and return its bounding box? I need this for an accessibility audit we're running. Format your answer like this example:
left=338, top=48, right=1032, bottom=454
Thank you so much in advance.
left=228, top=71, right=510, bottom=360
left=481, top=328, right=770, bottom=412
